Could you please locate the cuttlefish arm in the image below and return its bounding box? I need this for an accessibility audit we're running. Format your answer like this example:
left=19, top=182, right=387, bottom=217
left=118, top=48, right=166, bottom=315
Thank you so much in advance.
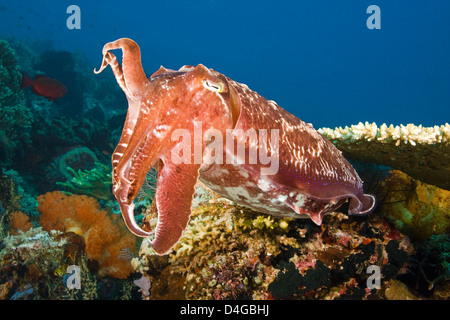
left=94, top=38, right=159, bottom=238
left=94, top=39, right=210, bottom=254
left=94, top=38, right=151, bottom=191
left=94, top=38, right=148, bottom=100
left=152, top=160, right=201, bottom=254
left=117, top=158, right=201, bottom=255
left=94, top=38, right=150, bottom=188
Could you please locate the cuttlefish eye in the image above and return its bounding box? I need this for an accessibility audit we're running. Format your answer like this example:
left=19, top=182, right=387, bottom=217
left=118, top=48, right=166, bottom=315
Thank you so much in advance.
left=202, top=79, right=227, bottom=93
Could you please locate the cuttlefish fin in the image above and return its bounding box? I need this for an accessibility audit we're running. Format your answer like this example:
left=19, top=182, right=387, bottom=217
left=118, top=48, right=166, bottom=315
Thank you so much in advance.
left=149, top=160, right=202, bottom=255
left=150, top=66, right=177, bottom=78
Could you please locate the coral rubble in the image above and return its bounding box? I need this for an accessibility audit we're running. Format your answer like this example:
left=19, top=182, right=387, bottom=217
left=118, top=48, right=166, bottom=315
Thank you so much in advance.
left=0, top=227, right=66, bottom=299
left=0, top=226, right=106, bottom=299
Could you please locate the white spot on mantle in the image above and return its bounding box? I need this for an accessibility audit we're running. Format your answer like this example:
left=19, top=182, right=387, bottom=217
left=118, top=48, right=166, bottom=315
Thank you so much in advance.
left=293, top=193, right=307, bottom=208
left=257, top=178, right=271, bottom=192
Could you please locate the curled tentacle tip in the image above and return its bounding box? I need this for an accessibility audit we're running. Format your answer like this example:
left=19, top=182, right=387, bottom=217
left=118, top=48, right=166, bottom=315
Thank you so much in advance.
left=93, top=51, right=113, bottom=74
left=93, top=61, right=108, bottom=74
left=93, top=61, right=106, bottom=74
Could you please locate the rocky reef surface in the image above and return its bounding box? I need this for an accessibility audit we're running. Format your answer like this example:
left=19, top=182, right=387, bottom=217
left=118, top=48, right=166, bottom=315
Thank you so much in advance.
left=131, top=181, right=449, bottom=300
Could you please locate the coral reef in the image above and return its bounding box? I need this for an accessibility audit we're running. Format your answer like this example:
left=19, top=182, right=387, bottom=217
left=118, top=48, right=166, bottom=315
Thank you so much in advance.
left=0, top=40, right=35, bottom=167
left=2, top=168, right=39, bottom=218
left=33, top=116, right=112, bottom=156
left=0, top=226, right=105, bottom=299
left=14, top=113, right=113, bottom=184
left=36, top=146, right=103, bottom=194
left=1, top=35, right=448, bottom=301
left=0, top=227, right=67, bottom=299
left=0, top=39, right=24, bottom=107
left=414, top=235, right=450, bottom=295
left=318, top=122, right=450, bottom=190
left=33, top=50, right=85, bottom=118
left=0, top=170, right=23, bottom=240
left=383, top=279, right=419, bottom=300
left=56, top=162, right=113, bottom=201
left=52, top=147, right=99, bottom=181
left=0, top=105, right=34, bottom=167
left=380, top=170, right=450, bottom=240
left=37, top=191, right=137, bottom=279
left=0, top=170, right=22, bottom=213
left=132, top=184, right=415, bottom=300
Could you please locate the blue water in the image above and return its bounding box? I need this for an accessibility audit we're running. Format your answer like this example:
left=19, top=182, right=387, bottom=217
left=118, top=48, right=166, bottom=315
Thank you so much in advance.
left=1, top=0, right=449, bottom=128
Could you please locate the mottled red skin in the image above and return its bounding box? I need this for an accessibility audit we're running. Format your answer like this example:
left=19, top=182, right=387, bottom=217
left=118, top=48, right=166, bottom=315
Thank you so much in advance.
left=94, top=38, right=376, bottom=255
left=21, top=72, right=67, bottom=101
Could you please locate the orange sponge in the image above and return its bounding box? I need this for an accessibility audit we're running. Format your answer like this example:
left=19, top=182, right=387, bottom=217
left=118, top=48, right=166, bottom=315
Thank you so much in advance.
left=37, top=191, right=136, bottom=279
left=9, top=211, right=33, bottom=235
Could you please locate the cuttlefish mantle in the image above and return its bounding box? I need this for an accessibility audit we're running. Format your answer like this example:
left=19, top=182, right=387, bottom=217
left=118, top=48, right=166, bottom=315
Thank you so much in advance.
left=95, top=38, right=376, bottom=255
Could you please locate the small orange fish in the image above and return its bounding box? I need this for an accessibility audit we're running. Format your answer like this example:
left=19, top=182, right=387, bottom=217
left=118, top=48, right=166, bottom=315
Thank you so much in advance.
left=21, top=72, right=67, bottom=101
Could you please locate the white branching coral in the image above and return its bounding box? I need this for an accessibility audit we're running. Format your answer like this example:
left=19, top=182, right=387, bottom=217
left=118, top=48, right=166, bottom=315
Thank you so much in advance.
left=318, top=122, right=450, bottom=190
left=319, top=122, right=450, bottom=146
